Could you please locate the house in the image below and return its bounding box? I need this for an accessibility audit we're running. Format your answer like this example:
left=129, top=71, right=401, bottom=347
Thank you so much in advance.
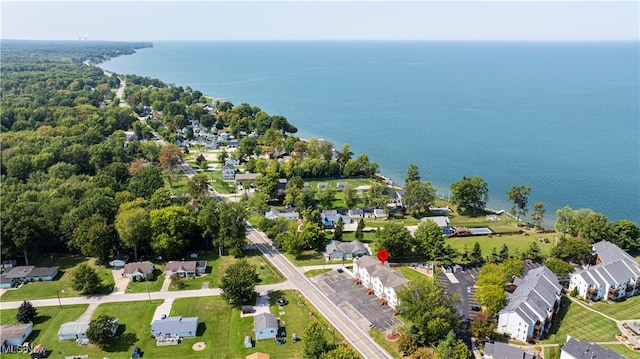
left=0, top=266, right=60, bottom=288
left=58, top=319, right=117, bottom=341
left=497, top=266, right=562, bottom=343
left=254, top=313, right=279, bottom=340
left=355, top=185, right=371, bottom=194
left=0, top=322, right=33, bottom=346
left=390, top=190, right=404, bottom=207
left=235, top=173, right=260, bottom=187
left=277, top=178, right=288, bottom=192
left=321, top=210, right=352, bottom=227
left=421, top=216, right=452, bottom=236
left=222, top=164, right=236, bottom=180
left=336, top=182, right=348, bottom=191
left=317, top=182, right=330, bottom=189
left=109, top=254, right=129, bottom=268
left=2, top=260, right=17, bottom=269
left=483, top=341, right=533, bottom=359
left=369, top=208, right=388, bottom=219
left=348, top=208, right=364, bottom=219
left=568, top=240, right=640, bottom=302
left=151, top=316, right=198, bottom=339
left=123, top=261, right=154, bottom=280
left=560, top=335, right=623, bottom=359
left=226, top=140, right=239, bottom=150
left=353, top=256, right=408, bottom=309
left=165, top=261, right=206, bottom=277
left=218, top=132, right=230, bottom=141
left=264, top=208, right=300, bottom=221
left=325, top=240, right=369, bottom=260
left=226, top=157, right=241, bottom=166
left=246, top=353, right=270, bottom=359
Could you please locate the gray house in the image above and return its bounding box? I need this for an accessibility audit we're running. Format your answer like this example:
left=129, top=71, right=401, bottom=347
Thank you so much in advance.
left=151, top=316, right=198, bottom=339
left=254, top=313, right=279, bottom=341
left=165, top=261, right=206, bottom=277
left=326, top=240, right=369, bottom=260
left=123, top=261, right=154, bottom=280
left=0, top=322, right=33, bottom=346
left=560, top=335, right=623, bottom=359
left=0, top=266, right=59, bottom=288
left=483, top=341, right=533, bottom=359
left=222, top=164, right=236, bottom=180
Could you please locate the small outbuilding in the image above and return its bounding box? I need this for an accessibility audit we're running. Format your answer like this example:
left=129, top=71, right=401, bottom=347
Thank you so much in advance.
left=244, top=335, right=253, bottom=348
left=109, top=254, right=129, bottom=268
left=58, top=321, right=89, bottom=340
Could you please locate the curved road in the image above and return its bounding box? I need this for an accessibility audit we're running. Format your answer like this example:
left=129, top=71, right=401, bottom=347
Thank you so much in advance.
left=246, top=224, right=393, bottom=359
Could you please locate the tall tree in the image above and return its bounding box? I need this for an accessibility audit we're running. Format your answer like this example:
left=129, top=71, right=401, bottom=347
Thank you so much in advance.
left=435, top=330, right=471, bottom=359
left=336, top=143, right=354, bottom=173
left=187, top=173, right=210, bottom=198
left=449, top=176, right=489, bottom=214
left=217, top=201, right=248, bottom=257
left=16, top=301, right=38, bottom=323
left=403, top=180, right=436, bottom=218
left=86, top=314, right=118, bottom=348
left=581, top=212, right=608, bottom=243
left=507, top=185, right=531, bottom=227
left=128, top=165, right=164, bottom=199
left=303, top=321, right=328, bottom=359
left=220, top=258, right=259, bottom=307
left=376, top=222, right=414, bottom=259
left=607, top=219, right=640, bottom=251
left=71, top=263, right=102, bottom=294
left=397, top=277, right=459, bottom=346
left=115, top=206, right=150, bottom=261
left=470, top=241, right=484, bottom=265
left=414, top=220, right=444, bottom=261
left=333, top=216, right=344, bottom=241
left=149, top=205, right=196, bottom=259
left=555, top=206, right=575, bottom=239
left=530, top=202, right=545, bottom=230
left=355, top=218, right=365, bottom=240
left=320, top=345, right=360, bottom=359
left=405, top=163, right=421, bottom=183
left=342, top=185, right=357, bottom=209
left=469, top=311, right=497, bottom=341
left=316, top=187, right=336, bottom=209
left=158, top=144, right=183, bottom=170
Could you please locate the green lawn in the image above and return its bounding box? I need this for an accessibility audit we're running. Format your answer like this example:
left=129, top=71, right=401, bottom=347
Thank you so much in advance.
left=369, top=328, right=403, bottom=359
left=169, top=250, right=284, bottom=291
left=126, top=268, right=165, bottom=293
left=397, top=267, right=429, bottom=282
left=543, top=297, right=619, bottom=348
left=283, top=250, right=327, bottom=267
left=590, top=295, right=640, bottom=321
left=1, top=256, right=115, bottom=301
left=601, top=344, right=640, bottom=359
left=445, top=234, right=553, bottom=259
left=304, top=269, right=332, bottom=277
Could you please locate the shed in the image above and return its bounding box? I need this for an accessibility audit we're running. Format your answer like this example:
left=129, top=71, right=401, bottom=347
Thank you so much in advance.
left=0, top=322, right=33, bottom=346
left=131, top=346, right=142, bottom=358
left=109, top=254, right=129, bottom=268
left=58, top=321, right=89, bottom=340
left=244, top=335, right=253, bottom=348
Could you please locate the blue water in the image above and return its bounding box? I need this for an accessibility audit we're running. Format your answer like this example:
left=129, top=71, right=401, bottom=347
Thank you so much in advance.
left=102, top=41, right=639, bottom=224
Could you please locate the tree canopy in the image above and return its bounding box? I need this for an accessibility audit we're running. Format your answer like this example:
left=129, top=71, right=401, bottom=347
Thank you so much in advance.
left=220, top=258, right=259, bottom=307
left=450, top=176, right=489, bottom=214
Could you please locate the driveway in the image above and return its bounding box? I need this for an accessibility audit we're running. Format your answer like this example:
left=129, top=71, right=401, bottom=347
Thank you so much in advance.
left=111, top=268, right=130, bottom=294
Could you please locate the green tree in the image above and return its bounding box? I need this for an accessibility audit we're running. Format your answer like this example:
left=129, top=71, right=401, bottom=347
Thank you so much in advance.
left=333, top=216, right=344, bottom=241
left=149, top=205, right=196, bottom=259
left=187, top=173, right=210, bottom=198
left=220, top=258, right=259, bottom=307
left=336, top=143, right=354, bottom=173
left=405, top=163, right=421, bottom=183
left=470, top=242, right=484, bottom=265
left=342, top=185, right=357, bottom=209
left=581, top=212, right=608, bottom=243
left=71, top=263, right=102, bottom=294
left=355, top=218, right=365, bottom=240
left=317, top=187, right=336, bottom=209
left=320, top=344, right=360, bottom=359
left=217, top=201, right=248, bottom=257
left=555, top=206, right=575, bottom=239
left=398, top=333, right=419, bottom=356
left=607, top=219, right=640, bottom=251
left=303, top=321, right=328, bottom=359
left=545, top=258, right=574, bottom=278
left=498, top=243, right=509, bottom=262
left=16, top=301, right=38, bottom=323
left=85, top=314, right=118, bottom=348
left=525, top=241, right=542, bottom=260
left=198, top=200, right=220, bottom=254
left=475, top=284, right=505, bottom=315
left=128, top=165, right=164, bottom=199
left=414, top=220, right=445, bottom=261
left=397, top=277, right=459, bottom=346
left=376, top=222, right=414, bottom=259
left=115, top=206, right=150, bottom=261
left=530, top=202, right=545, bottom=230
left=403, top=180, right=436, bottom=218
left=469, top=310, right=497, bottom=341
left=449, top=176, right=489, bottom=214
left=550, top=236, right=591, bottom=262
left=507, top=185, right=531, bottom=227
left=435, top=330, right=471, bottom=359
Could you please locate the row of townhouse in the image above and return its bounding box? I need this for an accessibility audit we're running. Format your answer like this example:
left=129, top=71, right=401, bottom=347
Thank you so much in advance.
left=497, top=266, right=563, bottom=343
left=568, top=240, right=640, bottom=302
left=353, top=256, right=408, bottom=309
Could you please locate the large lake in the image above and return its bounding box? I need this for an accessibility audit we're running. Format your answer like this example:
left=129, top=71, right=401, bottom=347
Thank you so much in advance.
left=102, top=41, right=640, bottom=224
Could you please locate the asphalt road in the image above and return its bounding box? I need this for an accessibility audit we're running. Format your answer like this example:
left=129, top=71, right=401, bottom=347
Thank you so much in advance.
left=246, top=224, right=393, bottom=359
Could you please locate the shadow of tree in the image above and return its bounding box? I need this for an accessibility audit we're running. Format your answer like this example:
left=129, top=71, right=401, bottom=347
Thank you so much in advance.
left=103, top=325, right=138, bottom=353
left=33, top=315, right=51, bottom=325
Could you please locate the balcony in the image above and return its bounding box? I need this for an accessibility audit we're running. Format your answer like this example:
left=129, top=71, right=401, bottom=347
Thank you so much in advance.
left=586, top=287, right=598, bottom=300
left=608, top=287, right=620, bottom=300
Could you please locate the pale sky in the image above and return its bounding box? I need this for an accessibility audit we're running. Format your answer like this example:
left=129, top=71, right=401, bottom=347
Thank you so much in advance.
left=1, top=1, right=638, bottom=41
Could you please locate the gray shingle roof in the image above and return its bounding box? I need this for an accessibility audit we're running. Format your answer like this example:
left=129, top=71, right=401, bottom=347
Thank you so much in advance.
left=561, top=336, right=624, bottom=359
left=594, top=240, right=637, bottom=264
left=484, top=341, right=533, bottom=359
left=151, top=316, right=198, bottom=335
left=576, top=240, right=640, bottom=287
left=253, top=313, right=278, bottom=331
left=124, top=262, right=153, bottom=276
left=500, top=266, right=561, bottom=322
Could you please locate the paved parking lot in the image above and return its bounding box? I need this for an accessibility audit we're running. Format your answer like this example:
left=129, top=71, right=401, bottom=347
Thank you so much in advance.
left=310, top=270, right=403, bottom=333
left=437, top=265, right=482, bottom=323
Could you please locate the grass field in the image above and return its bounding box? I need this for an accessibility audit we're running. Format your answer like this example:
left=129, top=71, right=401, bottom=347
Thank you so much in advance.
left=369, top=328, right=403, bottom=359
left=126, top=268, right=165, bottom=293
left=397, top=267, right=429, bottom=282
left=1, top=256, right=115, bottom=301
left=590, top=295, right=640, bottom=321
left=304, top=269, right=332, bottom=277
left=445, top=234, right=553, bottom=258
left=601, top=344, right=640, bottom=359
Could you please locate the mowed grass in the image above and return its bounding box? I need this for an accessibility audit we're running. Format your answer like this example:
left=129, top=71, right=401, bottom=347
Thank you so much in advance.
left=601, top=344, right=640, bottom=359
left=590, top=295, right=640, bottom=321
left=543, top=297, right=619, bottom=347
left=397, top=267, right=429, bottom=282
left=169, top=250, right=284, bottom=291
left=126, top=268, right=165, bottom=293
left=445, top=234, right=553, bottom=258
left=304, top=269, right=332, bottom=277
left=369, top=328, right=403, bottom=359
left=0, top=305, right=89, bottom=356
left=1, top=256, right=115, bottom=301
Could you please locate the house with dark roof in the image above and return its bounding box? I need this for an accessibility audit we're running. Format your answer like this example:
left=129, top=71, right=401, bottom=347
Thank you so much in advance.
left=497, top=266, right=562, bottom=343
left=560, top=335, right=624, bottom=359
left=151, top=316, right=198, bottom=339
left=0, top=322, right=33, bottom=347
left=235, top=173, right=260, bottom=186
left=123, top=261, right=154, bottom=280
left=165, top=260, right=207, bottom=277
left=0, top=266, right=59, bottom=288
left=325, top=240, right=369, bottom=260
left=348, top=208, right=364, bottom=219
left=254, top=313, right=279, bottom=340
left=569, top=240, right=640, bottom=302
left=483, top=341, right=533, bottom=359
left=353, top=256, right=408, bottom=309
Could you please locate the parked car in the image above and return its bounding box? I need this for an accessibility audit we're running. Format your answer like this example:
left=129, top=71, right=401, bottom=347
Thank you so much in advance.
left=277, top=297, right=288, bottom=306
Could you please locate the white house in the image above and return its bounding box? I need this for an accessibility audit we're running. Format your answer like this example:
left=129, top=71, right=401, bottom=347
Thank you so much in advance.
left=123, top=261, right=154, bottom=280
left=151, top=316, right=198, bottom=339
left=264, top=208, right=300, bottom=221
left=225, top=157, right=240, bottom=166
left=560, top=335, right=623, bottom=359
left=254, top=313, right=279, bottom=340
left=222, top=164, right=236, bottom=180
left=353, top=256, right=408, bottom=309
left=325, top=240, right=369, bottom=260
left=568, top=240, right=640, bottom=302
left=58, top=319, right=118, bottom=341
left=321, top=210, right=351, bottom=226
left=348, top=208, right=364, bottom=219
left=165, top=260, right=207, bottom=277
left=497, top=266, right=562, bottom=343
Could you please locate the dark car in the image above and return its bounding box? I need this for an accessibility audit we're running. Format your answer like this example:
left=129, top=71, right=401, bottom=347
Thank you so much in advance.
left=277, top=297, right=288, bottom=305
left=471, top=306, right=482, bottom=312
left=336, top=268, right=344, bottom=273
left=276, top=338, right=286, bottom=345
